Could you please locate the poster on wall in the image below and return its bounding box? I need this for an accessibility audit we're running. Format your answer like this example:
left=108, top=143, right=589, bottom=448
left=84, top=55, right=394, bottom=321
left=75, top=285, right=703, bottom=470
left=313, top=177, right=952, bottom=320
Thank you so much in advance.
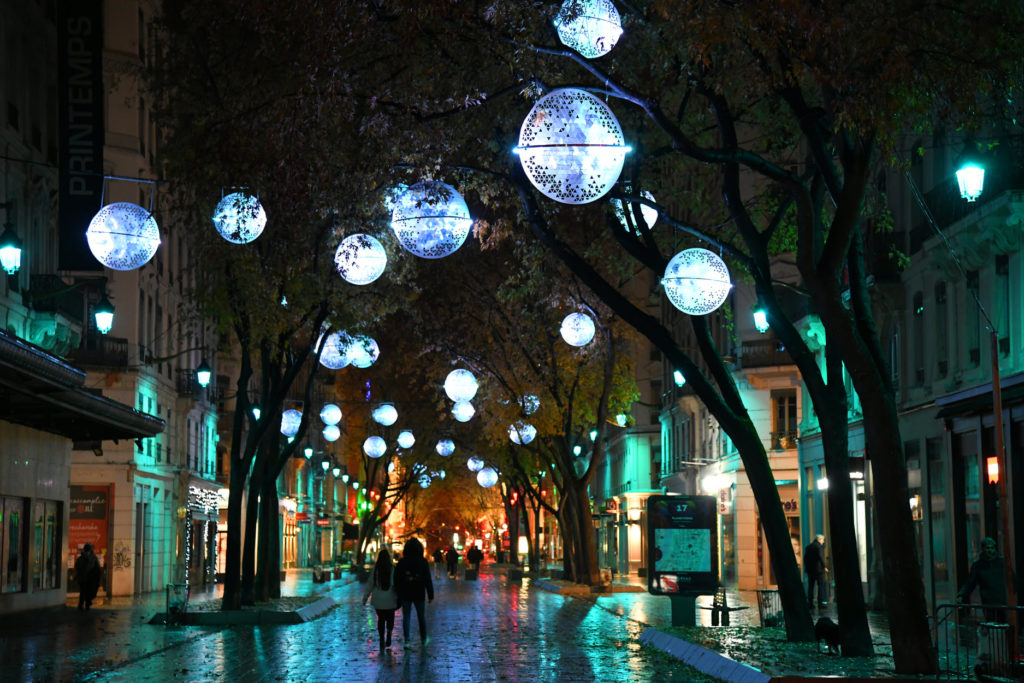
left=68, top=484, right=111, bottom=590
left=646, top=495, right=718, bottom=596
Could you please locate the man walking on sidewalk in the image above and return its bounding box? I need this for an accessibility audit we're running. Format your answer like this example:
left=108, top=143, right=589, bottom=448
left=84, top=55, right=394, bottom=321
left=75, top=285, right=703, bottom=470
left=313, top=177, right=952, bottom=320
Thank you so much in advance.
left=804, top=534, right=827, bottom=607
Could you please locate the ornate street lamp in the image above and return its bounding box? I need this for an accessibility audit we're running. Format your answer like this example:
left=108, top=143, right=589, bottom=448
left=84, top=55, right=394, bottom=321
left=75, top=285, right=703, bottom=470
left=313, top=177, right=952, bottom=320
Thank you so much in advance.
left=0, top=222, right=22, bottom=275
left=94, top=295, right=115, bottom=334
left=195, top=360, right=212, bottom=388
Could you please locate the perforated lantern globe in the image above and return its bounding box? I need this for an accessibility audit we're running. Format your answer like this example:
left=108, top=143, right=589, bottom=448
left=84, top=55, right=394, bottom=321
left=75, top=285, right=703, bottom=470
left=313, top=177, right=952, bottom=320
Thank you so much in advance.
left=554, top=0, right=623, bottom=59
left=320, top=403, right=342, bottom=425
left=612, top=190, right=658, bottom=233
left=212, top=192, right=266, bottom=244
left=363, top=436, right=387, bottom=458
left=372, top=403, right=398, bottom=426
left=515, top=88, right=628, bottom=205
left=451, top=400, right=475, bottom=422
left=477, top=467, right=499, bottom=488
left=280, top=409, right=302, bottom=437
left=467, top=456, right=484, bottom=472
left=560, top=312, right=596, bottom=346
left=390, top=181, right=473, bottom=259
left=509, top=423, right=537, bottom=445
left=520, top=394, right=540, bottom=415
left=436, top=439, right=455, bottom=457
left=318, top=331, right=351, bottom=370
left=662, top=248, right=733, bottom=315
left=322, top=425, right=341, bottom=442
left=86, top=202, right=161, bottom=271
left=443, top=369, right=478, bottom=402
left=335, top=234, right=387, bottom=285
left=397, top=430, right=415, bottom=449
left=345, top=336, right=379, bottom=368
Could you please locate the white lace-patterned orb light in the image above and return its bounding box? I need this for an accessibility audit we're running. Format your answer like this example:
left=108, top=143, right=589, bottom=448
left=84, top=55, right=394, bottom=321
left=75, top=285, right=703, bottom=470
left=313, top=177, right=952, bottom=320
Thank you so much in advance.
left=662, top=248, right=733, bottom=315
left=520, top=394, right=540, bottom=415
left=320, top=403, right=342, bottom=426
left=334, top=233, right=387, bottom=285
left=443, top=369, right=478, bottom=402
left=436, top=439, right=455, bottom=457
left=322, top=425, right=341, bottom=442
left=560, top=312, right=596, bottom=346
left=363, top=436, right=387, bottom=458
left=418, top=474, right=432, bottom=489
left=613, top=190, right=658, bottom=233
left=372, top=403, right=398, bottom=426
left=345, top=336, right=379, bottom=368
left=477, top=466, right=499, bottom=488
left=318, top=331, right=351, bottom=370
left=515, top=88, right=628, bottom=205
left=390, top=181, right=473, bottom=259
left=509, top=423, right=537, bottom=445
left=212, top=192, right=266, bottom=244
left=86, top=203, right=161, bottom=271
left=451, top=400, right=475, bottom=422
left=397, top=430, right=416, bottom=449
left=467, top=456, right=484, bottom=472
left=554, top=0, right=623, bottom=59
left=280, top=409, right=302, bottom=437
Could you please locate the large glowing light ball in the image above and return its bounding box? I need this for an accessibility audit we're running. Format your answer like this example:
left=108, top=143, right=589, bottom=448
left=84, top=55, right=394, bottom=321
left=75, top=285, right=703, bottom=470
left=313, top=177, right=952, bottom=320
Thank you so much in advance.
left=560, top=312, right=596, bottom=346
left=515, top=88, right=628, bottom=205
left=280, top=409, right=302, bottom=437
left=212, top=192, right=266, bottom=244
left=390, top=181, right=473, bottom=259
left=521, top=394, right=540, bottom=415
left=346, top=336, right=380, bottom=368
left=613, top=190, right=658, bottom=233
left=320, top=403, right=342, bottom=425
left=322, top=425, right=341, bottom=442
left=363, top=436, right=387, bottom=458
left=662, top=248, right=733, bottom=315
left=467, top=456, right=484, bottom=472
left=436, top=439, right=455, bottom=457
left=318, top=331, right=351, bottom=370
left=477, top=467, right=499, bottom=488
left=452, top=400, right=475, bottom=422
left=443, top=368, right=479, bottom=402
left=86, top=203, right=161, bottom=271
left=372, top=403, right=398, bottom=426
left=554, top=0, right=623, bottom=59
left=397, top=430, right=416, bottom=449
left=509, top=423, right=537, bottom=445
left=334, top=233, right=387, bottom=285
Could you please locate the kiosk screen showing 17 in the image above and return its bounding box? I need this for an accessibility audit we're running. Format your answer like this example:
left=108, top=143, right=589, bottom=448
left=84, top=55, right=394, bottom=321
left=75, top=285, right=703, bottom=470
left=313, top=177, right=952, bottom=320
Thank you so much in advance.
left=646, top=495, right=718, bottom=595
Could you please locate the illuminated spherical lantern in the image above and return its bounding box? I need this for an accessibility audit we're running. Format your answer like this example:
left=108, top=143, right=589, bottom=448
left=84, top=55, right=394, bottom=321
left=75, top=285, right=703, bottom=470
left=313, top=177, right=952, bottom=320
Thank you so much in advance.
left=318, top=331, right=351, bottom=370
left=346, top=336, right=379, bottom=368
left=509, top=423, right=537, bottom=445
left=443, top=369, right=478, bottom=402
left=419, top=474, right=432, bottom=489
left=320, top=403, right=342, bottom=426
left=520, top=394, right=540, bottom=415
left=436, top=439, right=455, bottom=457
left=334, top=234, right=387, bottom=285
left=477, top=467, right=499, bottom=488
left=662, top=248, right=733, bottom=315
left=515, top=88, right=628, bottom=204
left=86, top=202, right=161, bottom=271
left=363, top=436, right=387, bottom=458
left=280, top=409, right=302, bottom=437
left=397, top=430, right=415, bottom=449
left=467, top=456, right=484, bottom=472
left=612, top=190, right=658, bottom=233
left=451, top=400, right=475, bottom=422
left=560, top=312, right=596, bottom=346
left=322, top=425, right=341, bottom=442
left=212, top=192, right=266, bottom=244
left=390, top=181, right=473, bottom=259
left=554, top=0, right=623, bottom=59
left=372, top=403, right=398, bottom=426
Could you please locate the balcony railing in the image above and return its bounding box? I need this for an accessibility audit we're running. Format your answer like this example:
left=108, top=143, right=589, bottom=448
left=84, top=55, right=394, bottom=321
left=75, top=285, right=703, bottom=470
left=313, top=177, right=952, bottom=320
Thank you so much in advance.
left=740, top=338, right=793, bottom=368
left=770, top=431, right=798, bottom=450
left=69, top=336, right=129, bottom=369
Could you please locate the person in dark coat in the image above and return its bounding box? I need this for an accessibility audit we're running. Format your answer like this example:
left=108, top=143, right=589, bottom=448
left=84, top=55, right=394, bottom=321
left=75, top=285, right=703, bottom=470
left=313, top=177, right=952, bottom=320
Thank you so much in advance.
left=394, top=538, right=434, bottom=645
left=363, top=548, right=398, bottom=651
left=959, top=537, right=1013, bottom=621
left=466, top=545, right=483, bottom=571
left=432, top=547, right=444, bottom=580
left=74, top=544, right=102, bottom=611
left=803, top=534, right=827, bottom=607
left=445, top=546, right=459, bottom=579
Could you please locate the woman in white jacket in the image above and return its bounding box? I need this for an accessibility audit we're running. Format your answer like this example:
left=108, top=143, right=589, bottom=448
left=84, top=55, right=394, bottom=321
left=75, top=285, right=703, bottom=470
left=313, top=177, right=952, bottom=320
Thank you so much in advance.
left=363, top=548, right=399, bottom=651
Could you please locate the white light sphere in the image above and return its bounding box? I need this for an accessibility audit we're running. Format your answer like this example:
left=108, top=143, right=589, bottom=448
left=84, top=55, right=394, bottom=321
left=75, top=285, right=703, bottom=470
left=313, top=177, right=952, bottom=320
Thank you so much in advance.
left=419, top=474, right=432, bottom=489
left=451, top=400, right=475, bottom=422
left=212, top=192, right=266, bottom=244
left=561, top=312, right=596, bottom=346
left=346, top=336, right=379, bottom=368
left=86, top=202, right=161, bottom=271
left=363, top=436, right=387, bottom=458
left=467, top=456, right=484, bottom=472
left=397, top=430, right=415, bottom=449
left=322, top=425, right=341, bottom=442
left=390, top=181, right=473, bottom=259
left=509, top=423, right=537, bottom=445
left=372, top=403, right=398, bottom=426
left=320, top=403, right=342, bottom=425
left=521, top=394, right=540, bottom=415
left=477, top=467, right=499, bottom=488
left=516, top=88, right=628, bottom=205
left=554, top=0, right=623, bottom=59
left=318, top=331, right=351, bottom=370
left=436, top=439, right=455, bottom=457
left=444, top=369, right=479, bottom=402
left=613, top=190, right=658, bottom=233
left=280, top=409, right=302, bottom=437
left=334, top=233, right=387, bottom=285
left=662, top=248, right=733, bottom=315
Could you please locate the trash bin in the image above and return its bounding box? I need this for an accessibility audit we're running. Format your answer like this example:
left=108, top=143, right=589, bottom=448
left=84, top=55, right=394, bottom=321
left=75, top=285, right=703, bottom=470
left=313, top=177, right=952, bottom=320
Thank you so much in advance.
left=166, top=584, right=189, bottom=625
left=755, top=589, right=783, bottom=627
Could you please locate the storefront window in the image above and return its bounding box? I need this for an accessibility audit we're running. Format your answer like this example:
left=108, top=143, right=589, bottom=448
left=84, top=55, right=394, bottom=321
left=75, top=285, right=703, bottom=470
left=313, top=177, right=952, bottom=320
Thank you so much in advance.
left=2, top=497, right=26, bottom=593
left=32, top=500, right=62, bottom=590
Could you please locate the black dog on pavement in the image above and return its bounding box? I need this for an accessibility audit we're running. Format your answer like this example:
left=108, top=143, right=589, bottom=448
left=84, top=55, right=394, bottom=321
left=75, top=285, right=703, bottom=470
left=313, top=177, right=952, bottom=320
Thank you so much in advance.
left=815, top=617, right=842, bottom=655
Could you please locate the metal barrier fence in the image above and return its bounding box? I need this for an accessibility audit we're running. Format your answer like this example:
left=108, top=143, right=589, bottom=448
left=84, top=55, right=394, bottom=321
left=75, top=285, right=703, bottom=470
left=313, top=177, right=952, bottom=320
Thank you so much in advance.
left=933, top=603, right=1023, bottom=681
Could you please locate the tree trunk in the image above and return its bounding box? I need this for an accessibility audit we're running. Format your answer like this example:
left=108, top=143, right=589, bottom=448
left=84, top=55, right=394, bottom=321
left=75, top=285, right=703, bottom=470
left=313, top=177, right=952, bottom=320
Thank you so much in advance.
left=264, top=477, right=282, bottom=599
left=241, top=462, right=262, bottom=605
left=566, top=482, right=600, bottom=585
left=222, top=458, right=245, bottom=610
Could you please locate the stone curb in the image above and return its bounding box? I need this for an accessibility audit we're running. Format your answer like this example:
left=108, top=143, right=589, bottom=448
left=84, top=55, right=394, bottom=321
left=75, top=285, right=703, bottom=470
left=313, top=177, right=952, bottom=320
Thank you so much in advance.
left=639, top=627, right=771, bottom=683
left=148, top=596, right=337, bottom=625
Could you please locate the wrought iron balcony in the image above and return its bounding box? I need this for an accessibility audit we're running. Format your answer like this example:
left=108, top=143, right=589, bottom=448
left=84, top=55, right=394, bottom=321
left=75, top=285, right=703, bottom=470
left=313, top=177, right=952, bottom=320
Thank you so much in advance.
left=69, top=336, right=129, bottom=369
left=739, top=338, right=793, bottom=368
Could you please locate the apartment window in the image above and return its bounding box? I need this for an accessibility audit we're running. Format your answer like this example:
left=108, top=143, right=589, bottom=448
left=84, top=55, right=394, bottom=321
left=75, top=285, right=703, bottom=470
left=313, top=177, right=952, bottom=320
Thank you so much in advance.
left=996, top=255, right=1010, bottom=356
left=935, top=283, right=948, bottom=378
left=771, top=389, right=798, bottom=449
left=913, top=292, right=925, bottom=385
left=1, top=496, right=26, bottom=593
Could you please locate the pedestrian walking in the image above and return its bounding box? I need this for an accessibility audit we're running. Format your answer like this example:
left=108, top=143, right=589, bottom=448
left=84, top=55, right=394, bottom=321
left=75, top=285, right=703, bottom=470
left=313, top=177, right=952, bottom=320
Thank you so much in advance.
left=958, top=537, right=1015, bottom=622
left=467, top=545, right=483, bottom=571
left=432, top=547, right=444, bottom=580
left=363, top=548, right=399, bottom=652
left=74, top=544, right=102, bottom=611
left=803, top=534, right=827, bottom=607
left=394, top=538, right=434, bottom=646
left=445, top=546, right=459, bottom=579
